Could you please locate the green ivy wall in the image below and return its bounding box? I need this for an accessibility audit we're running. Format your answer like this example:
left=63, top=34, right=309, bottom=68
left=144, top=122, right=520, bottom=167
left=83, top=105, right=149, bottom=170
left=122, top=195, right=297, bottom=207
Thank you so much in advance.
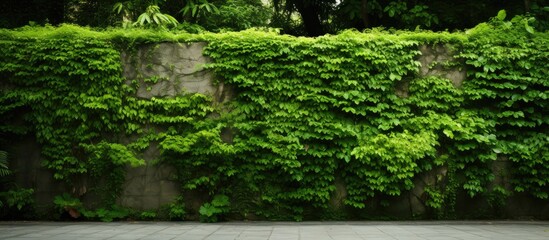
left=0, top=19, right=548, bottom=221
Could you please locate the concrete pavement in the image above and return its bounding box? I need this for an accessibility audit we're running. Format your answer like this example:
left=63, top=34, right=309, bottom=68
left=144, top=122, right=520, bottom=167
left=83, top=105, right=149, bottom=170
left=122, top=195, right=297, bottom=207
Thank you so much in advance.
left=1, top=221, right=548, bottom=240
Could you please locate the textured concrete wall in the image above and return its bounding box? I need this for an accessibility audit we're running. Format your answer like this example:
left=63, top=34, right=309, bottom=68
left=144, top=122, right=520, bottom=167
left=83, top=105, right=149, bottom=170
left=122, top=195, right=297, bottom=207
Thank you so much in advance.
left=10, top=135, right=64, bottom=214
left=418, top=44, right=466, bottom=87
left=120, top=42, right=232, bottom=103
left=118, top=42, right=233, bottom=210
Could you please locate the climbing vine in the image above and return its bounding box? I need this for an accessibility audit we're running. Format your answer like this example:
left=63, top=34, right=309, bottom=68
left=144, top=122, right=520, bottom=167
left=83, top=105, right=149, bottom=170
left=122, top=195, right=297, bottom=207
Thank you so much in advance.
left=0, top=17, right=547, bottom=221
left=460, top=15, right=549, bottom=200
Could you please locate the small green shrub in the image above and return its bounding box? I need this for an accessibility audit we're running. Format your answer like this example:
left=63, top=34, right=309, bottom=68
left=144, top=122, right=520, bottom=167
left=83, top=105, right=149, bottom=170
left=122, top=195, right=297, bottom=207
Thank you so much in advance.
left=90, top=206, right=130, bottom=222
left=0, top=188, right=34, bottom=211
left=139, top=210, right=157, bottom=220
left=199, top=194, right=230, bottom=222
left=53, top=193, right=85, bottom=219
left=53, top=193, right=129, bottom=222
left=167, top=196, right=186, bottom=221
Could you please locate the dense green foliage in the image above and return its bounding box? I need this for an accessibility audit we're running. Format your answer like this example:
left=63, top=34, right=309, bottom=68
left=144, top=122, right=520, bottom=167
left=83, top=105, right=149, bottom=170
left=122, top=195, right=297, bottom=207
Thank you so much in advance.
left=278, top=0, right=549, bottom=35
left=196, top=30, right=495, bottom=219
left=0, top=0, right=272, bottom=32
left=193, top=16, right=547, bottom=219
left=461, top=15, right=549, bottom=199
left=1, top=0, right=547, bottom=36
left=0, top=15, right=548, bottom=221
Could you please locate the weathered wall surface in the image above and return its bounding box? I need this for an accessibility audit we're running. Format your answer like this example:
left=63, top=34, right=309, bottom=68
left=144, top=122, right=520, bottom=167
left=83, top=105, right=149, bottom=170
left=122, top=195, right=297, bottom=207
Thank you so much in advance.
left=120, top=42, right=232, bottom=102
left=418, top=44, right=466, bottom=87
left=11, top=136, right=64, bottom=213
left=118, top=42, right=233, bottom=210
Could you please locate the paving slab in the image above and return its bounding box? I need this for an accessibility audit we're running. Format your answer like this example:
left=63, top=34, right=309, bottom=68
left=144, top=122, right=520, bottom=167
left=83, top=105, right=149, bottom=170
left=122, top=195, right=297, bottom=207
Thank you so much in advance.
left=0, top=221, right=548, bottom=240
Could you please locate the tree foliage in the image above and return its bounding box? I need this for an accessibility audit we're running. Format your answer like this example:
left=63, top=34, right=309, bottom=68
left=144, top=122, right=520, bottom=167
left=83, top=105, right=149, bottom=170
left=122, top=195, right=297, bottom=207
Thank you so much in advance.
left=275, top=0, right=549, bottom=36
left=1, top=0, right=547, bottom=36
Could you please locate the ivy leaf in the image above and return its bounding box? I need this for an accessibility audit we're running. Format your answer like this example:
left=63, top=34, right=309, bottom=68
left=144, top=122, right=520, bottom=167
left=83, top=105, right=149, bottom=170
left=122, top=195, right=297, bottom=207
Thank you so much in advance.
left=524, top=21, right=535, bottom=34
left=496, top=10, right=506, bottom=21
left=443, top=129, right=454, bottom=139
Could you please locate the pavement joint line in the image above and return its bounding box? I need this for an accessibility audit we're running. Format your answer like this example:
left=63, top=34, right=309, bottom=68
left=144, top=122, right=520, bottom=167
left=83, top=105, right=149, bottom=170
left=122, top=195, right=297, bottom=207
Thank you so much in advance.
left=374, top=226, right=398, bottom=240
